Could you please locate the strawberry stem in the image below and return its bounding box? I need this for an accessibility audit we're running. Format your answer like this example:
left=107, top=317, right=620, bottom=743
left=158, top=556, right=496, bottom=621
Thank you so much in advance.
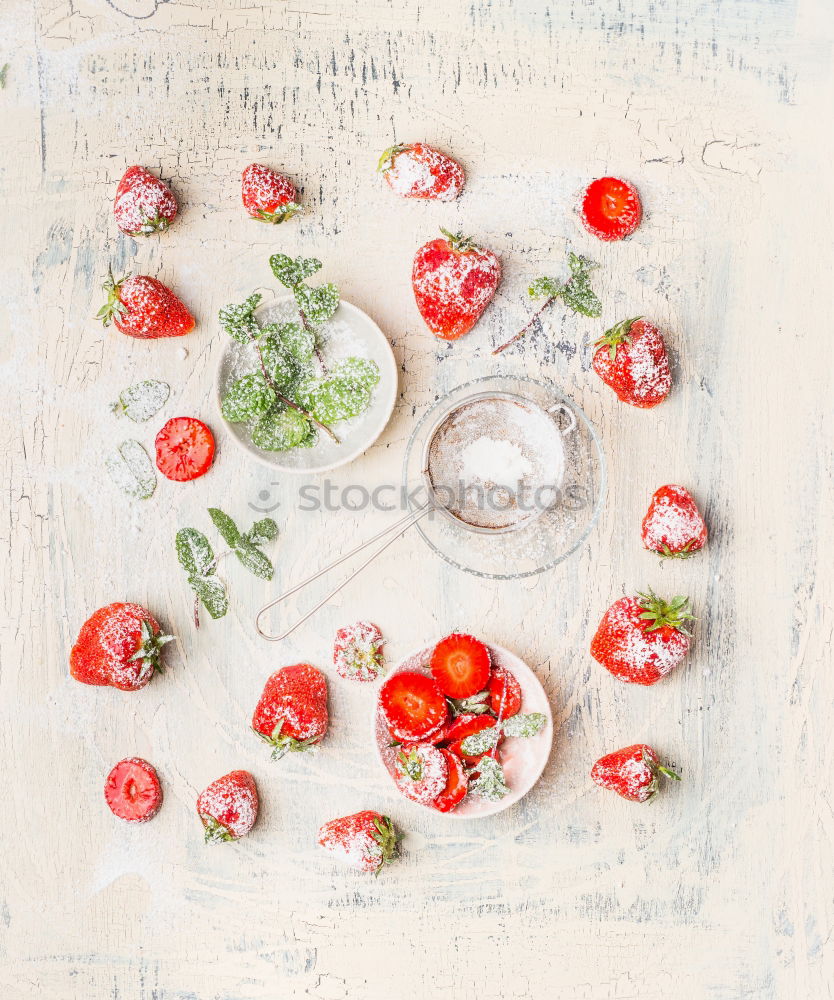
left=594, top=316, right=642, bottom=361
left=96, top=266, right=128, bottom=327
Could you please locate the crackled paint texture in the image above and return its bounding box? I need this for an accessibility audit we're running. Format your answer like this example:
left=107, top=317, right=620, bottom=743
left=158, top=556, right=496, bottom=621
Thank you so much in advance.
left=1, top=1, right=833, bottom=998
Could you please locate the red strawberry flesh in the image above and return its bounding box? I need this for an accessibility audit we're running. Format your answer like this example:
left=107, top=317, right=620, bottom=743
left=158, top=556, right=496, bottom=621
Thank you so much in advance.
left=379, top=670, right=448, bottom=742
left=155, top=417, right=215, bottom=482
left=105, top=757, right=162, bottom=822
left=580, top=176, right=642, bottom=241
left=430, top=633, right=491, bottom=698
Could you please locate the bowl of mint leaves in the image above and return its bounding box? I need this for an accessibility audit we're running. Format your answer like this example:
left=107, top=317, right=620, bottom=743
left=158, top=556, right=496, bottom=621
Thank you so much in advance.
left=216, top=253, right=397, bottom=472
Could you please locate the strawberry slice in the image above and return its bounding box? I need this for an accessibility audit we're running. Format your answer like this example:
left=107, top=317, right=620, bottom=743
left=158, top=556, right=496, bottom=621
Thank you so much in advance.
left=379, top=670, right=448, bottom=742
left=580, top=176, right=642, bottom=241
left=155, top=417, right=215, bottom=482
left=104, top=758, right=162, bottom=822
left=488, top=665, right=522, bottom=718
left=430, top=633, right=491, bottom=698
left=432, top=748, right=468, bottom=812
left=444, top=714, right=502, bottom=765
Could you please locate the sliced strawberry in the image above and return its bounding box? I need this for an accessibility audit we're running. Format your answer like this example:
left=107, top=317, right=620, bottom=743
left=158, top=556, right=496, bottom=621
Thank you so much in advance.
left=488, top=665, right=522, bottom=718
left=104, top=758, right=162, bottom=822
left=444, top=714, right=502, bottom=765
left=155, top=417, right=215, bottom=482
left=432, top=748, right=468, bottom=812
left=430, top=633, right=491, bottom=698
left=379, top=670, right=448, bottom=742
left=579, top=176, right=642, bottom=241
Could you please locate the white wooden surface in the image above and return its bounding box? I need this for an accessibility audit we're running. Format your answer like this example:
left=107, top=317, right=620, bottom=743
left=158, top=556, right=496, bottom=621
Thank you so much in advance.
left=2, top=1, right=833, bottom=997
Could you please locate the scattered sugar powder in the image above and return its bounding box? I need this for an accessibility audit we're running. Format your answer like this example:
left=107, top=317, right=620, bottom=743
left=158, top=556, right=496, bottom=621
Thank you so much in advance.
left=459, top=436, right=532, bottom=487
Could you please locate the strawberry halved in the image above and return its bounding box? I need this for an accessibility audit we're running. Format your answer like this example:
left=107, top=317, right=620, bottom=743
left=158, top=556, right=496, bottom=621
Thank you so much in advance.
left=104, top=757, right=162, bottom=822
left=155, top=417, right=215, bottom=482
left=488, top=665, right=522, bottom=718
left=379, top=670, right=448, bottom=742
left=432, top=748, right=468, bottom=812
left=580, top=176, right=642, bottom=242
left=430, top=633, right=491, bottom=698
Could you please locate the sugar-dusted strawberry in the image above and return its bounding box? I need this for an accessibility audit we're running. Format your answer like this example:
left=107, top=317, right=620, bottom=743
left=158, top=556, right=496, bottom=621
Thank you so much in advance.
left=318, top=810, right=401, bottom=874
left=591, top=744, right=680, bottom=803
left=592, top=317, right=671, bottom=408
left=378, top=143, right=465, bottom=202
left=430, top=633, right=491, bottom=698
left=197, top=770, right=258, bottom=843
left=104, top=758, right=162, bottom=822
left=432, top=748, right=468, bottom=813
left=591, top=590, right=694, bottom=686
left=642, top=485, right=708, bottom=558
left=154, top=417, right=215, bottom=482
left=488, top=665, right=522, bottom=718
left=252, top=664, right=328, bottom=760
left=394, top=744, right=448, bottom=805
left=97, top=270, right=195, bottom=339
left=113, top=165, right=178, bottom=236
left=334, top=622, right=384, bottom=682
left=444, top=713, right=503, bottom=765
left=379, top=670, right=448, bottom=743
left=412, top=229, right=501, bottom=341
left=579, top=176, right=642, bottom=242
left=70, top=602, right=173, bottom=691
left=241, top=163, right=301, bottom=224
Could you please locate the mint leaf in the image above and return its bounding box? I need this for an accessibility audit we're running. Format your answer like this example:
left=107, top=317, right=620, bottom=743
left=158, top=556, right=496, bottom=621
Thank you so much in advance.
left=501, top=712, right=547, bottom=738
left=276, top=321, right=316, bottom=362
left=330, top=357, right=380, bottom=390
left=260, top=335, right=302, bottom=389
left=189, top=574, right=228, bottom=619
left=294, top=282, right=339, bottom=324
left=105, top=440, right=156, bottom=500
left=528, top=276, right=563, bottom=299
left=176, top=527, right=214, bottom=576
left=221, top=373, right=275, bottom=422
left=460, top=727, right=501, bottom=757
left=562, top=272, right=602, bottom=317
left=568, top=251, right=596, bottom=275
left=232, top=538, right=273, bottom=580
left=448, top=690, right=491, bottom=717
left=252, top=407, right=312, bottom=450
left=468, top=757, right=509, bottom=801
left=246, top=518, right=278, bottom=545
left=207, top=508, right=241, bottom=547
left=309, top=377, right=371, bottom=424
left=114, top=379, right=170, bottom=422
left=219, top=294, right=262, bottom=344
left=269, top=254, right=322, bottom=288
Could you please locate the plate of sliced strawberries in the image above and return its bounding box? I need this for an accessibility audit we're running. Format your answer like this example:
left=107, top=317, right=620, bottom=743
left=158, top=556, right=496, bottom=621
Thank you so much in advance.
left=374, top=634, right=553, bottom=818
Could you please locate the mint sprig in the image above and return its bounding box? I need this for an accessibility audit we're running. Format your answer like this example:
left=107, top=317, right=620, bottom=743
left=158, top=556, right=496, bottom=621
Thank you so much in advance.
left=468, top=757, right=510, bottom=802
left=176, top=509, right=278, bottom=627
left=492, top=251, right=602, bottom=355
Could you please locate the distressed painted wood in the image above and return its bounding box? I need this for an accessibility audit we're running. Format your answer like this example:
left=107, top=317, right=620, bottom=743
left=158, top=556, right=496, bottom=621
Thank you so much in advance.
left=1, top=1, right=832, bottom=997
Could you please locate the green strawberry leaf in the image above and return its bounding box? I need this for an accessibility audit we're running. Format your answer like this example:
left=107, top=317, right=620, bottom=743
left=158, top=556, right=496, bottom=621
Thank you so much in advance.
left=269, top=254, right=322, bottom=288
left=329, top=356, right=380, bottom=390
left=105, top=440, right=156, bottom=500
left=207, top=508, right=241, bottom=547
left=221, top=373, right=275, bottom=423
left=189, top=574, right=228, bottom=619
left=501, top=712, right=547, bottom=738
left=219, top=293, right=262, bottom=344
left=276, top=321, right=316, bottom=362
left=309, top=377, right=371, bottom=424
left=468, top=757, right=509, bottom=801
left=114, top=379, right=170, bottom=422
left=294, top=282, right=339, bottom=324
left=176, top=527, right=215, bottom=576
left=252, top=407, right=312, bottom=451
left=245, top=518, right=278, bottom=545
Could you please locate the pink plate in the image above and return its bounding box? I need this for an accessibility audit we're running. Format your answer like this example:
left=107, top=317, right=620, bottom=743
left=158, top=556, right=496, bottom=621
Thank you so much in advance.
left=373, top=641, right=553, bottom=818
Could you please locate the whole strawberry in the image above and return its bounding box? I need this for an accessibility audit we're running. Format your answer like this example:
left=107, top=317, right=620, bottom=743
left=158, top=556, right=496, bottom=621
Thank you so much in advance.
left=318, top=810, right=401, bottom=874
left=70, top=602, right=173, bottom=691
left=252, top=664, right=328, bottom=760
left=591, top=744, right=680, bottom=802
left=241, top=163, right=301, bottom=223
left=197, top=770, right=259, bottom=843
left=378, top=143, right=465, bottom=202
left=333, top=621, right=385, bottom=682
left=394, top=744, right=448, bottom=806
left=592, top=317, right=671, bottom=408
left=591, top=590, right=694, bottom=685
left=96, top=269, right=195, bottom=339
left=642, top=485, right=708, bottom=558
left=113, top=165, right=178, bottom=236
left=412, top=228, right=501, bottom=340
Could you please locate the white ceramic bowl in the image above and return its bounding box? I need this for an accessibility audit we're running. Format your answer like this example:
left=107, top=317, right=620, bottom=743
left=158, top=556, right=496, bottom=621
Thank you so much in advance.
left=215, top=297, right=398, bottom=473
left=373, top=641, right=553, bottom=819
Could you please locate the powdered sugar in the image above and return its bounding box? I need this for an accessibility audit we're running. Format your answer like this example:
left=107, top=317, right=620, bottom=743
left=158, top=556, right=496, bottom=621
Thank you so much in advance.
left=383, top=145, right=464, bottom=201
left=334, top=621, right=385, bottom=682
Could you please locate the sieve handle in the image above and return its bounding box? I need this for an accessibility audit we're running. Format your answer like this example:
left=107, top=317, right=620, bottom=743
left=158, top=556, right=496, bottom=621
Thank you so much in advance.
left=548, top=402, right=577, bottom=435
left=254, top=503, right=432, bottom=642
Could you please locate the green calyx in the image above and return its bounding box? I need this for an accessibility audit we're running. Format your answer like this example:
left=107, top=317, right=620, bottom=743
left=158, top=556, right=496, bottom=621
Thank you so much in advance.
left=253, top=723, right=321, bottom=761
left=397, top=748, right=424, bottom=781
left=439, top=227, right=478, bottom=253
left=96, top=267, right=129, bottom=327
left=254, top=202, right=302, bottom=224
left=126, top=213, right=171, bottom=237
left=636, top=588, right=695, bottom=636
left=371, top=814, right=402, bottom=876
left=658, top=541, right=697, bottom=560
left=594, top=316, right=642, bottom=361
left=644, top=749, right=682, bottom=803
left=127, top=619, right=174, bottom=672
left=201, top=814, right=235, bottom=844
left=377, top=143, right=408, bottom=172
